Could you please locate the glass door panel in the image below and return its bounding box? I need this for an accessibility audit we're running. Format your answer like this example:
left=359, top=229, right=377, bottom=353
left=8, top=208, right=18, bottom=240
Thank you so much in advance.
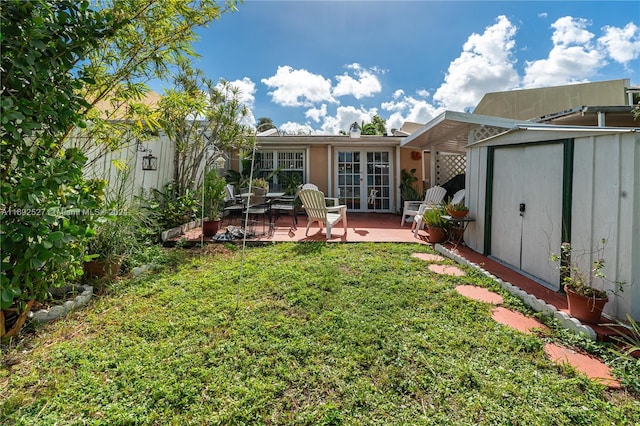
left=336, top=149, right=392, bottom=212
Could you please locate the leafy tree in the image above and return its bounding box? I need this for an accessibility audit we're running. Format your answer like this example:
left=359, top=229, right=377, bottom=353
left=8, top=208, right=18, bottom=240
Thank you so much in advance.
left=67, top=0, right=241, bottom=169
left=361, top=115, right=387, bottom=135
left=256, top=117, right=276, bottom=131
left=0, top=0, right=112, bottom=337
left=158, top=64, right=253, bottom=196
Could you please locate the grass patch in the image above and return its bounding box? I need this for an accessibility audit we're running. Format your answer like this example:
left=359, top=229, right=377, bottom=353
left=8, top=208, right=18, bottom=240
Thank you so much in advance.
left=2, top=243, right=638, bottom=424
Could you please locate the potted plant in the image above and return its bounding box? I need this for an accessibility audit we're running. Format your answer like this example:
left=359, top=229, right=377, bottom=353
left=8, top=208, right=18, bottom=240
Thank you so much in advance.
left=202, top=169, right=227, bottom=236
left=446, top=201, right=469, bottom=218
left=84, top=213, right=142, bottom=280
left=422, top=205, right=448, bottom=243
left=551, top=240, right=625, bottom=323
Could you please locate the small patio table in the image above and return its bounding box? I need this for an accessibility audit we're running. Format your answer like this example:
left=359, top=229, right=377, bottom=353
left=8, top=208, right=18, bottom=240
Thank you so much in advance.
left=441, top=215, right=475, bottom=248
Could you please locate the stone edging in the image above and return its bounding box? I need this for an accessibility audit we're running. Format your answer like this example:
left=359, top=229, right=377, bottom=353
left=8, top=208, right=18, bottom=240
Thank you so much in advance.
left=434, top=244, right=597, bottom=340
left=29, top=285, right=94, bottom=323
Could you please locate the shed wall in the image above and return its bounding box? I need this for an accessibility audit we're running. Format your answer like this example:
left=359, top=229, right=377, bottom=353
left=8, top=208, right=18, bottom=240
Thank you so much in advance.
left=571, top=133, right=639, bottom=319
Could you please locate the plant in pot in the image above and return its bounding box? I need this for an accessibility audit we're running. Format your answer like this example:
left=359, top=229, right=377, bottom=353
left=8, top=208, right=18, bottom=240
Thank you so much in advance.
left=202, top=169, right=227, bottom=237
left=422, top=205, right=448, bottom=243
left=551, top=239, right=625, bottom=324
left=84, top=213, right=142, bottom=282
left=446, top=201, right=469, bottom=218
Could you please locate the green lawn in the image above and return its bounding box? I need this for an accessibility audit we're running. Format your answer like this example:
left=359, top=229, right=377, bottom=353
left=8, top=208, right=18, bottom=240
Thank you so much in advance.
left=2, top=243, right=638, bottom=425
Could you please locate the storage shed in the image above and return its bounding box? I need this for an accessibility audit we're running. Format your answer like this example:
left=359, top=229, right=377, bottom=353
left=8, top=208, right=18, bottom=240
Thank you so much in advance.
left=464, top=125, right=639, bottom=320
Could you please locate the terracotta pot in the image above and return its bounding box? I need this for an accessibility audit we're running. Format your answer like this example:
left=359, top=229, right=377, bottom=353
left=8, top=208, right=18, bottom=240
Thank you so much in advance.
left=426, top=226, right=446, bottom=243
left=447, top=209, right=469, bottom=219
left=83, top=258, right=122, bottom=280
left=202, top=219, right=221, bottom=237
left=565, top=285, right=608, bottom=324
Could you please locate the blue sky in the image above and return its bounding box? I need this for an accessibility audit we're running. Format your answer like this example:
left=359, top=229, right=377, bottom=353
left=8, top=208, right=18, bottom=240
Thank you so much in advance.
left=152, top=1, right=640, bottom=134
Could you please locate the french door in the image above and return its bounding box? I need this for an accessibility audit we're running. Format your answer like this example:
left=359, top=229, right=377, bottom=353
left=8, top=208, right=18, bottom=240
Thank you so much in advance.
left=335, top=149, right=392, bottom=212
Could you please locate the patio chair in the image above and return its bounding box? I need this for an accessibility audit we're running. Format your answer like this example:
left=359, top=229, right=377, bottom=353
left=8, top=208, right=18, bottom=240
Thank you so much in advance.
left=301, top=183, right=339, bottom=207
left=298, top=188, right=347, bottom=239
left=401, top=185, right=446, bottom=227
left=414, top=189, right=465, bottom=237
left=242, top=187, right=270, bottom=235
left=270, top=185, right=302, bottom=229
left=223, top=184, right=244, bottom=225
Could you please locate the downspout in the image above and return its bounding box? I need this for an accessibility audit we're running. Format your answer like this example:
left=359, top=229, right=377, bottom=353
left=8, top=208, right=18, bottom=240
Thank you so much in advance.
left=597, top=111, right=606, bottom=127
left=327, top=145, right=332, bottom=196
left=430, top=146, right=437, bottom=188
left=395, top=145, right=401, bottom=212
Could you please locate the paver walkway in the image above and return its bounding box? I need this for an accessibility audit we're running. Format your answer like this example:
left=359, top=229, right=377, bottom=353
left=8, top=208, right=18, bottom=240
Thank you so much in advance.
left=414, top=252, right=621, bottom=389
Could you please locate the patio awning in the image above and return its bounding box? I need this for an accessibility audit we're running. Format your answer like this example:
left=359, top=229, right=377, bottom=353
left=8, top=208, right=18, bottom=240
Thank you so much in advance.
left=401, top=111, right=531, bottom=153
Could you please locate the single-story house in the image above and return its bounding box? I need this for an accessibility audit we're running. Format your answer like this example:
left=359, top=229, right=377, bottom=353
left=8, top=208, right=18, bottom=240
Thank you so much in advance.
left=232, top=131, right=466, bottom=213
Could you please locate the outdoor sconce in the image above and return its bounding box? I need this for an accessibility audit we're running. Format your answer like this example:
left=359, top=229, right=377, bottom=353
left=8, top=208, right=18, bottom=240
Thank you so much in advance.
left=214, top=155, right=226, bottom=170
left=349, top=122, right=361, bottom=138
left=142, top=151, right=158, bottom=171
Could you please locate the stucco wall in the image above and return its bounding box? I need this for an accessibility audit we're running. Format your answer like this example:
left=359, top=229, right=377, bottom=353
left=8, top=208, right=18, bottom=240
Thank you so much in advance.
left=308, top=146, right=329, bottom=193
left=473, top=79, right=630, bottom=121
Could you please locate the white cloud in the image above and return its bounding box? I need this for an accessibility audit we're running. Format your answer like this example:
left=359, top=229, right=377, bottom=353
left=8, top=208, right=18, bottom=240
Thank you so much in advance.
left=551, top=16, right=594, bottom=45
left=261, top=66, right=336, bottom=107
left=279, top=121, right=314, bottom=135
left=317, top=105, right=378, bottom=135
left=382, top=90, right=443, bottom=131
left=433, top=15, right=520, bottom=111
left=305, top=104, right=327, bottom=123
left=333, top=63, right=383, bottom=99
left=523, top=16, right=603, bottom=88
left=598, top=22, right=640, bottom=64
left=227, top=77, right=256, bottom=125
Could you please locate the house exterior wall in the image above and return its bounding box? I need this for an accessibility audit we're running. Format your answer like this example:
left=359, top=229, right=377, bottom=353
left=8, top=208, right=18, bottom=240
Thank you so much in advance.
left=308, top=146, right=329, bottom=193
left=473, top=79, right=631, bottom=121
left=465, top=129, right=639, bottom=321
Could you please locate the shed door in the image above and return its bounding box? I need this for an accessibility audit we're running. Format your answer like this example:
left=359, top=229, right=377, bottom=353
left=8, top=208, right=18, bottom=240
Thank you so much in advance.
left=490, top=144, right=563, bottom=289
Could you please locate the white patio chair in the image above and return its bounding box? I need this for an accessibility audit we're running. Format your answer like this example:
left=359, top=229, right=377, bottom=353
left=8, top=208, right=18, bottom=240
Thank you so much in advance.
left=401, top=185, right=447, bottom=227
left=414, top=188, right=465, bottom=237
left=301, top=183, right=339, bottom=207
left=298, top=188, right=347, bottom=239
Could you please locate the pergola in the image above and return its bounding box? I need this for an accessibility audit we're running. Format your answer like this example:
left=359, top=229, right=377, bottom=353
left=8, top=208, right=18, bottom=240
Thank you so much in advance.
left=401, top=111, right=531, bottom=186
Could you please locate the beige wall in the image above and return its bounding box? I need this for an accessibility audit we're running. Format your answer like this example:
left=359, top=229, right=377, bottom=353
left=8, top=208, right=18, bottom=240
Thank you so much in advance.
left=308, top=146, right=329, bottom=193
left=473, top=79, right=631, bottom=120
left=399, top=148, right=426, bottom=192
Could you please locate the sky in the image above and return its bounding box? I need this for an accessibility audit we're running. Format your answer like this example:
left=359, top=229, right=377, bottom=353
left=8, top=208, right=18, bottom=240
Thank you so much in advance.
left=152, top=0, right=640, bottom=135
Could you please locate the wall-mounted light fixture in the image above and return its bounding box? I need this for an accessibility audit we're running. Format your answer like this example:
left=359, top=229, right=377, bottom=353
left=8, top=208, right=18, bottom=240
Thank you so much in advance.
left=137, top=141, right=158, bottom=171
left=142, top=150, right=158, bottom=171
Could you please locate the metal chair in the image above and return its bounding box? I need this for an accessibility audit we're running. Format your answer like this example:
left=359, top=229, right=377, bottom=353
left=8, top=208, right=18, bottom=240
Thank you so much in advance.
left=223, top=184, right=244, bottom=225
left=242, top=187, right=271, bottom=235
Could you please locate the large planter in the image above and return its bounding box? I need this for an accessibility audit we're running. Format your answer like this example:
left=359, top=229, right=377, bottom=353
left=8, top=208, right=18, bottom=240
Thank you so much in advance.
left=202, top=219, right=221, bottom=237
left=426, top=226, right=446, bottom=243
left=83, top=257, right=123, bottom=280
left=565, top=285, right=608, bottom=324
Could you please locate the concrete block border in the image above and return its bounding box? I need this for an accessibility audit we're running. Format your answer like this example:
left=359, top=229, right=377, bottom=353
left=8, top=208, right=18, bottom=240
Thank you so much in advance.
left=434, top=244, right=597, bottom=340
left=29, top=285, right=94, bottom=323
